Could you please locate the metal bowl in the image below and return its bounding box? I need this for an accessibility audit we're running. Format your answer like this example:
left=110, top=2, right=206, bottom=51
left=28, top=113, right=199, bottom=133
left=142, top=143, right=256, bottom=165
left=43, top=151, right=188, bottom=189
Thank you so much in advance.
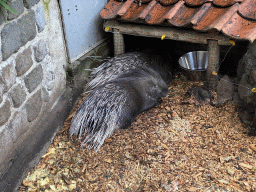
left=178, top=51, right=208, bottom=71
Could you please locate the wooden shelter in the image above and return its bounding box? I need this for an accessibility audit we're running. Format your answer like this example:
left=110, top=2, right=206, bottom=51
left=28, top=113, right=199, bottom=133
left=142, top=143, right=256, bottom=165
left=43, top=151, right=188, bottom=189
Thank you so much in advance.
left=100, top=0, right=256, bottom=89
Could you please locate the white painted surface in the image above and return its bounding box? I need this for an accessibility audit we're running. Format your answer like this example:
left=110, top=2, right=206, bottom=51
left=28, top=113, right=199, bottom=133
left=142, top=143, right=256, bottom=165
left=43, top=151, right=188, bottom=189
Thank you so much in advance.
left=59, top=0, right=107, bottom=62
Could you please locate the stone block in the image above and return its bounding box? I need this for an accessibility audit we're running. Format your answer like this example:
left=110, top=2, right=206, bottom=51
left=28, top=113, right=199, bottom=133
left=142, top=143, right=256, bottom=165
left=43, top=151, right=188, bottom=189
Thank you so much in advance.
left=0, top=129, right=14, bottom=177
left=248, top=41, right=256, bottom=58
left=42, top=59, right=56, bottom=91
left=23, top=0, right=40, bottom=9
left=0, top=62, right=16, bottom=92
left=238, top=74, right=253, bottom=102
left=45, top=70, right=55, bottom=90
left=35, top=4, right=46, bottom=33
left=18, top=10, right=37, bottom=46
left=0, top=9, right=4, bottom=25
left=1, top=22, right=22, bottom=60
left=9, top=84, right=27, bottom=108
left=33, top=39, right=48, bottom=62
left=216, top=75, right=234, bottom=104
left=41, top=86, right=49, bottom=102
left=24, top=64, right=43, bottom=93
left=0, top=99, right=11, bottom=126
left=7, top=0, right=25, bottom=20
left=25, top=89, right=42, bottom=122
left=251, top=70, right=256, bottom=83
left=1, top=10, right=36, bottom=61
left=15, top=47, right=33, bottom=76
left=0, top=77, right=4, bottom=104
left=9, top=108, right=28, bottom=142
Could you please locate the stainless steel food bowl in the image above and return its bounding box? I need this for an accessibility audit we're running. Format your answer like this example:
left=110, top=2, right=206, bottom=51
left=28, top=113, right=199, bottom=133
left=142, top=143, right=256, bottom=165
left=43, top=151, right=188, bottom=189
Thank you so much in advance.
left=178, top=51, right=208, bottom=71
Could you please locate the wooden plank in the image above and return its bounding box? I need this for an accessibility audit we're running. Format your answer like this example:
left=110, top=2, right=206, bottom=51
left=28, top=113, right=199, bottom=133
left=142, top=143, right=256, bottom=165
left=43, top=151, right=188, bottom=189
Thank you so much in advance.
left=104, top=20, right=231, bottom=46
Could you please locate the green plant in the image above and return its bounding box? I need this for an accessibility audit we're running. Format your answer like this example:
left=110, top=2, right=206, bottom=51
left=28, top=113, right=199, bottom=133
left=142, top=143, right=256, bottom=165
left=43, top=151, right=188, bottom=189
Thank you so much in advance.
left=0, top=0, right=17, bottom=21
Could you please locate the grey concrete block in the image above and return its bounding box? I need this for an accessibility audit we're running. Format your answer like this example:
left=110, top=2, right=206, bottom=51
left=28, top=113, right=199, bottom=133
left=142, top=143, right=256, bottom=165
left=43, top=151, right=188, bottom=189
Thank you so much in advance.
left=0, top=99, right=11, bottom=126
left=15, top=47, right=33, bottom=76
left=33, top=39, right=48, bottom=62
left=25, top=89, right=42, bottom=122
left=35, top=5, right=46, bottom=33
left=7, top=0, right=25, bottom=20
left=0, top=129, right=14, bottom=177
left=23, top=0, right=40, bottom=9
left=24, top=64, right=43, bottom=93
left=1, top=22, right=22, bottom=61
left=9, top=84, right=27, bottom=108
left=0, top=62, right=16, bottom=92
left=18, top=10, right=37, bottom=46
left=9, top=108, right=28, bottom=142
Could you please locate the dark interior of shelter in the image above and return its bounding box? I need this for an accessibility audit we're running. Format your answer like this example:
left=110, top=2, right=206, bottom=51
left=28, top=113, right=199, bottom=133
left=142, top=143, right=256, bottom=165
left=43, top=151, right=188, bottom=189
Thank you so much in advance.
left=124, top=35, right=249, bottom=78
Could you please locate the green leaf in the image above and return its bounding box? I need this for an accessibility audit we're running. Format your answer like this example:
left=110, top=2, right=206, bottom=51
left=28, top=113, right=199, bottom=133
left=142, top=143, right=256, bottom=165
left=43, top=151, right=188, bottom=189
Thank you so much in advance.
left=0, top=0, right=18, bottom=15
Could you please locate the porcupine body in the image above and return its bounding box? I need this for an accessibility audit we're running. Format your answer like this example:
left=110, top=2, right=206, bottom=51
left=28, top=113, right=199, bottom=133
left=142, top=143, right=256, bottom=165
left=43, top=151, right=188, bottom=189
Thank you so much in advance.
left=70, top=66, right=169, bottom=151
left=85, top=52, right=172, bottom=91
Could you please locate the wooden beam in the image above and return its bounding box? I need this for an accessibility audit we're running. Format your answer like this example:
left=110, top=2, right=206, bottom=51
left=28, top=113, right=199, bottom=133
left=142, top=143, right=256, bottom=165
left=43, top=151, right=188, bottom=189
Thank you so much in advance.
left=207, top=39, right=220, bottom=90
left=104, top=20, right=231, bottom=46
left=113, top=28, right=125, bottom=56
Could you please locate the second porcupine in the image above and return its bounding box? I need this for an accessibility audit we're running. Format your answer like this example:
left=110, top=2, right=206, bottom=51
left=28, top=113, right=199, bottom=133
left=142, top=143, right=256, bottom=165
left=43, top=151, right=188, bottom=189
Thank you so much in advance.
left=70, top=66, right=169, bottom=151
left=85, top=52, right=172, bottom=91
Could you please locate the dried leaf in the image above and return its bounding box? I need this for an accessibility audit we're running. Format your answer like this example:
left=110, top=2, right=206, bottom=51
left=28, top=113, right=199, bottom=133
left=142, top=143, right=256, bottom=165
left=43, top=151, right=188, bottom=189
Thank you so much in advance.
left=240, top=163, right=253, bottom=170
left=249, top=144, right=256, bottom=152
left=218, top=179, right=229, bottom=184
left=161, top=143, right=169, bottom=150
left=227, top=167, right=235, bottom=175
left=186, top=187, right=199, bottom=191
left=41, top=148, right=56, bottom=158
left=104, top=159, right=113, bottom=163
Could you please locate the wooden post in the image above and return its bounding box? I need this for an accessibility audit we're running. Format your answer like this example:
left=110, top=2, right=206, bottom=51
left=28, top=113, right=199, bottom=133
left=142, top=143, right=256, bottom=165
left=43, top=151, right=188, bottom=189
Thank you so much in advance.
left=113, top=29, right=125, bottom=56
left=207, top=39, right=219, bottom=90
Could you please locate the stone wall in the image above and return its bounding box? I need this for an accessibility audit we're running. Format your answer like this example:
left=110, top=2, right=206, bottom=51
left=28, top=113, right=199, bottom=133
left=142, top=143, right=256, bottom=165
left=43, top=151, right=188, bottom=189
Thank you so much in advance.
left=237, top=41, right=256, bottom=135
left=0, top=0, right=67, bottom=179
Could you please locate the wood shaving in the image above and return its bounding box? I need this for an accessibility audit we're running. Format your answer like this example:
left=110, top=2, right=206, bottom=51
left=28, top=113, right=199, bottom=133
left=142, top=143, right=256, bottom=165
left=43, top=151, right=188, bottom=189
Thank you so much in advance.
left=20, top=77, right=256, bottom=192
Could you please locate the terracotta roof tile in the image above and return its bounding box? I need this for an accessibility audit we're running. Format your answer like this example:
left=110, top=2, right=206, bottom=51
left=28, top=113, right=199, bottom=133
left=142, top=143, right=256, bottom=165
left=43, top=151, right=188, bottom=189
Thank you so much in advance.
left=222, top=12, right=256, bottom=42
left=192, top=3, right=239, bottom=31
left=184, top=0, right=210, bottom=6
left=101, top=0, right=256, bottom=42
left=144, top=2, right=173, bottom=24
left=159, top=0, right=179, bottom=6
left=212, top=0, right=243, bottom=7
left=239, top=0, right=256, bottom=21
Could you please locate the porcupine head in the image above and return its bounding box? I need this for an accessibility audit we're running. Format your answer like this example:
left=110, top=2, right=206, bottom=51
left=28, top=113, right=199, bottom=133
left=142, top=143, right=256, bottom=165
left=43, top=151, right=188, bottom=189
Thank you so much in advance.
left=70, top=67, right=169, bottom=152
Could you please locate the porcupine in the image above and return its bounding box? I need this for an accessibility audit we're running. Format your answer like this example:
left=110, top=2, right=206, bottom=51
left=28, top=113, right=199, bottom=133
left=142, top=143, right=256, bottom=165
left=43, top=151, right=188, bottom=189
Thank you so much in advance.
left=70, top=66, right=169, bottom=151
left=85, top=52, right=172, bottom=91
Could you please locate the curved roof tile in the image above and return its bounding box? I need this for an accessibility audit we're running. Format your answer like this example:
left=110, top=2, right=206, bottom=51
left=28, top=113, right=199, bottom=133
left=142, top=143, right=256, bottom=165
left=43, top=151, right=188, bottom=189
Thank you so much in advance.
left=222, top=12, right=256, bottom=42
left=100, top=0, right=256, bottom=42
left=213, top=0, right=242, bottom=7
left=159, top=0, right=179, bottom=6
left=238, top=0, right=256, bottom=21
left=184, top=0, right=212, bottom=6
left=192, top=3, right=239, bottom=31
